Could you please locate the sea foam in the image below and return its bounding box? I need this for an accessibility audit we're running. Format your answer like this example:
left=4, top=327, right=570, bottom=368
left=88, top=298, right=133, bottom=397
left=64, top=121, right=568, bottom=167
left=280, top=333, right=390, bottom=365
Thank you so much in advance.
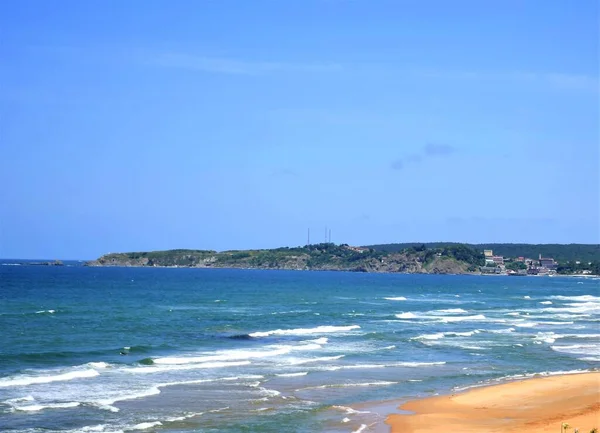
left=0, top=368, right=99, bottom=387
left=249, top=325, right=360, bottom=338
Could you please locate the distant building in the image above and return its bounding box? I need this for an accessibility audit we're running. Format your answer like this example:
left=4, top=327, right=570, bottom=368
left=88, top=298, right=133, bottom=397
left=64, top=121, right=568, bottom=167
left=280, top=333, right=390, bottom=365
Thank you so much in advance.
left=538, top=253, right=557, bottom=270
left=516, top=257, right=525, bottom=262
left=484, top=250, right=494, bottom=258
left=492, top=256, right=504, bottom=265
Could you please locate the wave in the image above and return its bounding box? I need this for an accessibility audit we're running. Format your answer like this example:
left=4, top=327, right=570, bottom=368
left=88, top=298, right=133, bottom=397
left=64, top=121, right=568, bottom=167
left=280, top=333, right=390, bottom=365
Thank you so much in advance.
left=288, top=355, right=345, bottom=365
left=154, top=347, right=291, bottom=365
left=433, top=308, right=468, bottom=314
left=0, top=367, right=99, bottom=388
left=12, top=401, right=81, bottom=412
left=276, top=372, right=308, bottom=377
left=396, top=310, right=486, bottom=322
left=539, top=301, right=553, bottom=305
left=550, top=295, right=600, bottom=302
left=384, top=297, right=407, bottom=301
left=441, top=314, right=486, bottom=323
left=551, top=344, right=600, bottom=356
left=453, top=369, right=592, bottom=392
left=35, top=309, right=56, bottom=314
left=131, top=421, right=163, bottom=430
left=488, top=328, right=515, bottom=334
left=249, top=325, right=360, bottom=338
left=412, top=330, right=480, bottom=341
left=131, top=360, right=252, bottom=373
left=352, top=424, right=368, bottom=433
left=298, top=381, right=398, bottom=391
left=332, top=405, right=371, bottom=415
left=542, top=302, right=600, bottom=315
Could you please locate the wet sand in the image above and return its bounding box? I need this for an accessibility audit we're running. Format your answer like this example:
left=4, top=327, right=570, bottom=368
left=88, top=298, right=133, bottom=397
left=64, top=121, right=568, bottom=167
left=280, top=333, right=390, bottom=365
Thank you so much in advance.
left=386, top=372, right=600, bottom=433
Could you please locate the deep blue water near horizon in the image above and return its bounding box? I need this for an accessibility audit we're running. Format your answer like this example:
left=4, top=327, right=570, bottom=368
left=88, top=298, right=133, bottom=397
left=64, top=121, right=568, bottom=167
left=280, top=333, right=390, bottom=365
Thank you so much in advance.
left=1, top=262, right=598, bottom=433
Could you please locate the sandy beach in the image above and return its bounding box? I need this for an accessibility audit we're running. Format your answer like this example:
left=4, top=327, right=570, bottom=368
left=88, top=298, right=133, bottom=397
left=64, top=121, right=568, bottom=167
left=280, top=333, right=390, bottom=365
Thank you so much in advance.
left=386, top=372, right=600, bottom=433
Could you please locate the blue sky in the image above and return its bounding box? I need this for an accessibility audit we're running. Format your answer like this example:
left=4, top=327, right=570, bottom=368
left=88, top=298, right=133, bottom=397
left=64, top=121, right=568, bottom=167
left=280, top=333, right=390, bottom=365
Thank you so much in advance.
left=1, top=0, right=598, bottom=259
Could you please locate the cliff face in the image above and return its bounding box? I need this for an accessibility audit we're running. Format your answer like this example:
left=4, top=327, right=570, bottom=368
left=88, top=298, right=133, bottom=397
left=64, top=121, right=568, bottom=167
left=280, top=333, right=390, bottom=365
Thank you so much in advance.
left=86, top=245, right=482, bottom=275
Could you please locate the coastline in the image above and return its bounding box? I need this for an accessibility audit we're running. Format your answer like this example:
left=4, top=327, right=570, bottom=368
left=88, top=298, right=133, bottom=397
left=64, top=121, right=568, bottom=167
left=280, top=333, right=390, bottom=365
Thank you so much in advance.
left=385, top=372, right=600, bottom=433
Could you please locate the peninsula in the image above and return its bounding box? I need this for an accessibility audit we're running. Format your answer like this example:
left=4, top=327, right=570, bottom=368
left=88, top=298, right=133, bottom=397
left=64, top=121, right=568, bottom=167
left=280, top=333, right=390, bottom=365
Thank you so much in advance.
left=86, top=243, right=600, bottom=275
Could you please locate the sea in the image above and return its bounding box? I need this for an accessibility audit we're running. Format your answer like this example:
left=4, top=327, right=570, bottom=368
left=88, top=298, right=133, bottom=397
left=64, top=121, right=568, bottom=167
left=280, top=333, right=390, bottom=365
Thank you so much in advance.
left=1, top=262, right=599, bottom=433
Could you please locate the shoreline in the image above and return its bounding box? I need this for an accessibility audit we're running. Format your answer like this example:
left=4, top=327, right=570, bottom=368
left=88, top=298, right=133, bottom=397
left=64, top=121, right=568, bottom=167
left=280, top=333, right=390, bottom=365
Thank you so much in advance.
left=22, top=261, right=597, bottom=278
left=385, top=372, right=600, bottom=433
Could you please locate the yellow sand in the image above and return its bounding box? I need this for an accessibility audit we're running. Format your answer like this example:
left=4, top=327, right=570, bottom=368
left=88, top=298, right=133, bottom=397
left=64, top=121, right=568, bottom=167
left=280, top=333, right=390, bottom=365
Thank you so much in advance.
left=386, top=372, right=600, bottom=433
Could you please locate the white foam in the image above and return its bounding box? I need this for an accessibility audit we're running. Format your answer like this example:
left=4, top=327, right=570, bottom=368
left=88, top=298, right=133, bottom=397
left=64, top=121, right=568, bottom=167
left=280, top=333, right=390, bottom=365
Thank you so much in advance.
left=412, top=330, right=479, bottom=341
left=352, top=424, right=368, bottom=433
left=249, top=325, right=360, bottom=338
left=300, top=381, right=398, bottom=390
left=258, top=387, right=281, bottom=397
left=514, top=322, right=538, bottom=328
left=131, top=421, right=163, bottom=430
left=395, top=312, right=416, bottom=319
left=0, top=368, right=99, bottom=387
left=540, top=301, right=553, bottom=305
left=14, top=402, right=81, bottom=412
left=154, top=347, right=291, bottom=365
left=132, top=360, right=252, bottom=373
left=441, top=314, right=486, bottom=323
left=97, top=386, right=161, bottom=406
left=434, top=308, right=468, bottom=314
left=413, top=332, right=445, bottom=341
left=395, top=361, right=446, bottom=367
left=551, top=344, right=600, bottom=356
left=288, top=355, right=345, bottom=365
left=310, top=337, right=328, bottom=345
left=550, top=295, right=600, bottom=302
left=384, top=297, right=407, bottom=301
left=326, top=364, right=386, bottom=371
left=489, top=328, right=515, bottom=334
left=164, top=412, right=203, bottom=422
left=578, top=356, right=600, bottom=361
left=276, top=372, right=308, bottom=377
left=524, top=296, right=531, bottom=299
left=35, top=309, right=56, bottom=314
left=88, top=362, right=110, bottom=369
left=454, top=369, right=591, bottom=391
left=292, top=343, right=323, bottom=351
left=4, top=395, right=35, bottom=404
left=332, top=405, right=371, bottom=415
left=534, top=332, right=557, bottom=344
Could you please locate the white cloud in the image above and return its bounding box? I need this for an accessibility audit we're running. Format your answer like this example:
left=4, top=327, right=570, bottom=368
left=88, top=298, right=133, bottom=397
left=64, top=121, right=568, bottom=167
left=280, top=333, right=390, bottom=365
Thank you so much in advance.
left=151, top=52, right=342, bottom=75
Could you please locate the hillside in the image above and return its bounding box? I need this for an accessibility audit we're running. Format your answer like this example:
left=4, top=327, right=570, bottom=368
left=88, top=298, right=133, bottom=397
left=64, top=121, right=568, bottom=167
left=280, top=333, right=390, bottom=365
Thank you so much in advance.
left=366, top=243, right=600, bottom=263
left=86, top=243, right=485, bottom=274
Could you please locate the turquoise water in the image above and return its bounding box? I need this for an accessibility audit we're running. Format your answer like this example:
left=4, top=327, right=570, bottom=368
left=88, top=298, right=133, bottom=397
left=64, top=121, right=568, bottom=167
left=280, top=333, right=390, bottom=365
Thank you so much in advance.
left=1, top=263, right=598, bottom=433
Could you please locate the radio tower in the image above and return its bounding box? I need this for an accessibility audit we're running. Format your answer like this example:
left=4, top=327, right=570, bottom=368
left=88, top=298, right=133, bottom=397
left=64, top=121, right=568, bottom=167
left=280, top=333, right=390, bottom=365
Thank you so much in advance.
left=307, top=228, right=310, bottom=246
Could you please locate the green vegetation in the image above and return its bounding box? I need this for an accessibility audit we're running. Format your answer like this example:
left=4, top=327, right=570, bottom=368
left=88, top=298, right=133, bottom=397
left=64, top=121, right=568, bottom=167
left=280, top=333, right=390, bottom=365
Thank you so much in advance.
left=506, top=261, right=527, bottom=271
left=86, top=243, right=598, bottom=275
left=557, top=261, right=600, bottom=275
left=367, top=243, right=600, bottom=263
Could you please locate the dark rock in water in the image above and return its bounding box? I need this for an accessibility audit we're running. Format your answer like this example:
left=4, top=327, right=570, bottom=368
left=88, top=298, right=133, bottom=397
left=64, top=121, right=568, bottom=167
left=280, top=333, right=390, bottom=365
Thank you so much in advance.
left=227, top=334, right=254, bottom=340
left=138, top=357, right=154, bottom=365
